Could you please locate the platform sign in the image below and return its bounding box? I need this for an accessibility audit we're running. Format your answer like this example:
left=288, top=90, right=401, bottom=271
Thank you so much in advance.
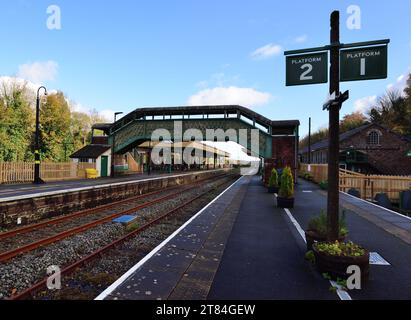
left=286, top=52, right=328, bottom=86
left=340, top=45, right=387, bottom=82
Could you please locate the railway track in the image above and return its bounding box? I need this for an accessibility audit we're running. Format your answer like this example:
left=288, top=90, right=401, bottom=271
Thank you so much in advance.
left=9, top=174, right=238, bottom=300
left=0, top=173, right=228, bottom=263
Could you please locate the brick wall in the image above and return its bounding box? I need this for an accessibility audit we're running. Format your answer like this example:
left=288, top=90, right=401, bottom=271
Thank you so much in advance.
left=264, top=136, right=297, bottom=185
left=340, top=124, right=411, bottom=176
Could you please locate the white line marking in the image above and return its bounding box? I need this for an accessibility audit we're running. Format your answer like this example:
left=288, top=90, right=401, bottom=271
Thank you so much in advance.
left=342, top=191, right=411, bottom=222
left=330, top=280, right=353, bottom=300
left=94, top=175, right=244, bottom=300
left=302, top=191, right=313, bottom=193
left=284, top=208, right=306, bottom=242
left=283, top=208, right=352, bottom=301
left=0, top=170, right=225, bottom=203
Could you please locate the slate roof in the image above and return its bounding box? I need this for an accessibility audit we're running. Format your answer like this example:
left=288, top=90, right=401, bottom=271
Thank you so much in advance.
left=70, top=144, right=111, bottom=159
left=300, top=122, right=411, bottom=154
left=300, top=123, right=374, bottom=154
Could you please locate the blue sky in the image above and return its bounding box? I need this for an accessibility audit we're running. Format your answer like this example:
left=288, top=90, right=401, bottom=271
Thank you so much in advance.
left=0, top=0, right=410, bottom=138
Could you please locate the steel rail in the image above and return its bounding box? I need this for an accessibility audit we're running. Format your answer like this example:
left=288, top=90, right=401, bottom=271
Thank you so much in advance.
left=0, top=173, right=229, bottom=263
left=0, top=172, right=226, bottom=241
left=9, top=175, right=237, bottom=300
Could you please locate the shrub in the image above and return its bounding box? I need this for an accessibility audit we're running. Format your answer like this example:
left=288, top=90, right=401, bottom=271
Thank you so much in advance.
left=314, top=241, right=366, bottom=258
left=308, top=210, right=348, bottom=238
left=304, top=172, right=313, bottom=181
left=279, top=166, right=294, bottom=199
left=305, top=250, right=315, bottom=264
left=319, top=180, right=328, bottom=190
left=268, top=168, right=279, bottom=188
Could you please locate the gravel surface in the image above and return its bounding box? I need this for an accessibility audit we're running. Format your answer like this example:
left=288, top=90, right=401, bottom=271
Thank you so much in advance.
left=38, top=178, right=233, bottom=300
left=0, top=187, right=186, bottom=253
left=0, top=174, right=236, bottom=299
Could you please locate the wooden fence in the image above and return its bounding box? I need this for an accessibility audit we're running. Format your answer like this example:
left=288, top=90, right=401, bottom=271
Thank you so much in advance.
left=300, top=163, right=411, bottom=201
left=0, top=162, right=97, bottom=184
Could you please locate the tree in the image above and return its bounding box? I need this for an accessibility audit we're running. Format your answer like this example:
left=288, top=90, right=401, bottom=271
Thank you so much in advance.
left=0, top=80, right=34, bottom=161
left=340, top=112, right=367, bottom=133
left=299, top=112, right=367, bottom=149
left=40, top=92, right=72, bottom=161
left=404, top=74, right=411, bottom=136
left=367, top=89, right=410, bottom=136
left=404, top=73, right=411, bottom=100
left=0, top=78, right=108, bottom=163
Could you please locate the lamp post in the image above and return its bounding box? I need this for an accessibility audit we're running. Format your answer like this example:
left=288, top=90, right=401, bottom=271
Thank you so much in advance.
left=308, top=117, right=312, bottom=165
left=111, top=112, right=123, bottom=178
left=33, top=86, right=48, bottom=185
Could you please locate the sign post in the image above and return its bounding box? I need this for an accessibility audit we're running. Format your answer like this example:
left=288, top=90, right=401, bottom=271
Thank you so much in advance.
left=327, top=11, right=341, bottom=241
left=284, top=10, right=389, bottom=241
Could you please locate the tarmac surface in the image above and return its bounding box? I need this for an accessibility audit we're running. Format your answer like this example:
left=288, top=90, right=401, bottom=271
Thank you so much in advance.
left=99, top=175, right=411, bottom=300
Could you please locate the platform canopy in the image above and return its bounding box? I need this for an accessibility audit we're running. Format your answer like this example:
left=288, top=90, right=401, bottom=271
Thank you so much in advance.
left=138, top=141, right=230, bottom=158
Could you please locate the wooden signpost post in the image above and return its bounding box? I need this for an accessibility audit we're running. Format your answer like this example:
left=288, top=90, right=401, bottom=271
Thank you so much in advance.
left=284, top=10, right=389, bottom=241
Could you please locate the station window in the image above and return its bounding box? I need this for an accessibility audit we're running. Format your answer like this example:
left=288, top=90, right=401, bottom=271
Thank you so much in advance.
left=367, top=131, right=380, bottom=145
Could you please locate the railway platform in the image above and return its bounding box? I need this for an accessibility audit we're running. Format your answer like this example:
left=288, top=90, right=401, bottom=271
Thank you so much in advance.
left=96, top=175, right=411, bottom=300
left=0, top=170, right=226, bottom=230
left=0, top=170, right=213, bottom=201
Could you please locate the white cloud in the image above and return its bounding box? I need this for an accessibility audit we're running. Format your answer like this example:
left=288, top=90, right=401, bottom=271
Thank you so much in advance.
left=17, top=60, right=58, bottom=83
left=196, top=73, right=240, bottom=89
left=98, top=109, right=126, bottom=122
left=295, top=35, right=308, bottom=43
left=354, top=95, right=377, bottom=113
left=0, top=76, right=38, bottom=93
left=386, top=71, right=409, bottom=93
left=195, top=80, right=209, bottom=89
left=187, top=86, right=271, bottom=108
left=99, top=109, right=116, bottom=122
left=250, top=43, right=282, bottom=60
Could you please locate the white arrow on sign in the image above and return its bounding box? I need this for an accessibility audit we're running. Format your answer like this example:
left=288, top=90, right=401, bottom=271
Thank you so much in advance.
left=323, top=91, right=337, bottom=110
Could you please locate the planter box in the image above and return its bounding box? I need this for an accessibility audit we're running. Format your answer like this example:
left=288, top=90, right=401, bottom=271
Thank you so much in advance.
left=313, top=244, right=370, bottom=281
left=268, top=186, right=279, bottom=194
left=277, top=196, right=294, bottom=208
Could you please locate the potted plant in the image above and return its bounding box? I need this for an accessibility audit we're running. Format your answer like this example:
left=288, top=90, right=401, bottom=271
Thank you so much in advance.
left=319, top=180, right=328, bottom=190
left=277, top=166, right=294, bottom=208
left=312, top=241, right=370, bottom=282
left=305, top=210, right=348, bottom=251
left=267, top=168, right=279, bottom=194
left=303, top=172, right=313, bottom=181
